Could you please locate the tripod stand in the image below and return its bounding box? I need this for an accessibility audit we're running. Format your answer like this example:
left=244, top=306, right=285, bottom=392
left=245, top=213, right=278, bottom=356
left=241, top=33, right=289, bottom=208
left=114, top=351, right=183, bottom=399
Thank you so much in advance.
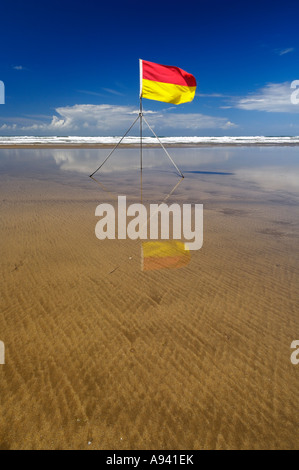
left=89, top=98, right=184, bottom=179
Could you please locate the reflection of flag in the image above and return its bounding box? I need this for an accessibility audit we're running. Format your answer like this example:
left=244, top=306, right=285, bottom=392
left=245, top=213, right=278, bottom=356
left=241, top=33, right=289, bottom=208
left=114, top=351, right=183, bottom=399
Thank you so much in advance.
left=140, top=60, right=197, bottom=105
left=142, top=241, right=191, bottom=272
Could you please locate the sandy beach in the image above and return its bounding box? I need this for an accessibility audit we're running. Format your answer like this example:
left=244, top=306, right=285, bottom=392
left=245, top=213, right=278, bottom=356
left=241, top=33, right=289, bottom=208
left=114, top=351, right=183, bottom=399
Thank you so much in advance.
left=0, top=147, right=298, bottom=450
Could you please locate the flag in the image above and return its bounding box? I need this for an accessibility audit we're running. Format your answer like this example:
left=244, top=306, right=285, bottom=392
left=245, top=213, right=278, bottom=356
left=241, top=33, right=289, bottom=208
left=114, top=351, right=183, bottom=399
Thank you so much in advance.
left=140, top=59, right=197, bottom=105
left=142, top=241, right=191, bottom=272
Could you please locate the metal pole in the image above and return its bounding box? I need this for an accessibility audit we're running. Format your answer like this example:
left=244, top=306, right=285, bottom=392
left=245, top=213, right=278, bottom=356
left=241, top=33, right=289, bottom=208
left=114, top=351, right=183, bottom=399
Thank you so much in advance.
left=140, top=96, right=143, bottom=172
left=139, top=58, right=143, bottom=174
left=139, top=59, right=143, bottom=203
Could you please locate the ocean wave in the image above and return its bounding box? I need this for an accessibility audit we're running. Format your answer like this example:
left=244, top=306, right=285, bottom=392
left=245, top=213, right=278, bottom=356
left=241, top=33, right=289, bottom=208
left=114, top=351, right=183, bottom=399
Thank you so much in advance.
left=1, top=136, right=299, bottom=145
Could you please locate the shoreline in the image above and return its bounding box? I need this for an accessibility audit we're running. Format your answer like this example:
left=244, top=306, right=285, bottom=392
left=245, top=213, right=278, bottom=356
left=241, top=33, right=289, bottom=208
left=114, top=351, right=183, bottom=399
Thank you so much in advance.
left=1, top=142, right=299, bottom=149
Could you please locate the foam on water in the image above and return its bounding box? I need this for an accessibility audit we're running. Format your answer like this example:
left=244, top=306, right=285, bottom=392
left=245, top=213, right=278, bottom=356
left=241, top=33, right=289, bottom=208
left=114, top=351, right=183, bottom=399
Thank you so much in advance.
left=1, top=136, right=299, bottom=145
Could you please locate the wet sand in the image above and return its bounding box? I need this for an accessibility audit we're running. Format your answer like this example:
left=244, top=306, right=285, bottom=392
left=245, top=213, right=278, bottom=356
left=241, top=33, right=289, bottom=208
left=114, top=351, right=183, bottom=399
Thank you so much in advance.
left=0, top=148, right=299, bottom=450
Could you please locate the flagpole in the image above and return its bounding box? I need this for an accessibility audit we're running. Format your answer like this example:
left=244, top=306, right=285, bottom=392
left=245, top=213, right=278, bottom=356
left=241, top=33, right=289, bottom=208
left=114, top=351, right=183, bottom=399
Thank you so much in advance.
left=140, top=96, right=143, bottom=172
left=139, top=59, right=143, bottom=173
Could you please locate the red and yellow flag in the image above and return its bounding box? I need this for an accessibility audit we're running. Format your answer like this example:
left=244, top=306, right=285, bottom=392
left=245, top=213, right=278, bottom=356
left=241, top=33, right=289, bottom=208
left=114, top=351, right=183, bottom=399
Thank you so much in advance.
left=140, top=59, right=197, bottom=105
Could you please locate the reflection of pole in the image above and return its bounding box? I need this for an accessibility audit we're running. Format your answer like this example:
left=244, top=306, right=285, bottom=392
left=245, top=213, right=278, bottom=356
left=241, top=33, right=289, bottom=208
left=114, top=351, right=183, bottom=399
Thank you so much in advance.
left=139, top=176, right=184, bottom=234
left=140, top=159, right=143, bottom=204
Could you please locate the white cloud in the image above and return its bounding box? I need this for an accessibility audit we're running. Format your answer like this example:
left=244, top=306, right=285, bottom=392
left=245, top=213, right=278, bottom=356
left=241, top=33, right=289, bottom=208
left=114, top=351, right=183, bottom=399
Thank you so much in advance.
left=102, top=88, right=125, bottom=96
left=77, top=88, right=125, bottom=97
left=0, top=104, right=236, bottom=135
left=236, top=166, right=299, bottom=192
left=275, top=48, right=294, bottom=56
left=196, top=93, right=227, bottom=98
left=233, top=82, right=299, bottom=113
left=77, top=89, right=106, bottom=98
left=155, top=112, right=236, bottom=130
left=13, top=65, right=25, bottom=70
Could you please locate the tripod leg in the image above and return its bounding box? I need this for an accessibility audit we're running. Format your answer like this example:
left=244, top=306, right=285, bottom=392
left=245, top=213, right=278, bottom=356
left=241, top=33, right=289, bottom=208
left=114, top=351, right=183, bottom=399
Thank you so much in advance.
left=142, top=115, right=184, bottom=178
left=90, top=114, right=140, bottom=177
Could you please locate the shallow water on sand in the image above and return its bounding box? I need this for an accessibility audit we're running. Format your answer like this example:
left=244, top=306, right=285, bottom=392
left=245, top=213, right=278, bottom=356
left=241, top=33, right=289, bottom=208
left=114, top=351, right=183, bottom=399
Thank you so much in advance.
left=0, top=146, right=298, bottom=450
left=1, top=146, right=299, bottom=196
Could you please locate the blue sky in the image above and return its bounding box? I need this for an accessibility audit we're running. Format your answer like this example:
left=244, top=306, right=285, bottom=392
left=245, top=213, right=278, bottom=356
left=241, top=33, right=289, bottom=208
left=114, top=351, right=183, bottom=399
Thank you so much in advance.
left=0, top=0, right=299, bottom=136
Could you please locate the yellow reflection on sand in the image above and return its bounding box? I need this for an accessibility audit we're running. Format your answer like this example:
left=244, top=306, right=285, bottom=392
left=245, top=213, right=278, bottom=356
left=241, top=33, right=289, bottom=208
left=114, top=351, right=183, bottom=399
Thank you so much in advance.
left=142, top=240, right=191, bottom=271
